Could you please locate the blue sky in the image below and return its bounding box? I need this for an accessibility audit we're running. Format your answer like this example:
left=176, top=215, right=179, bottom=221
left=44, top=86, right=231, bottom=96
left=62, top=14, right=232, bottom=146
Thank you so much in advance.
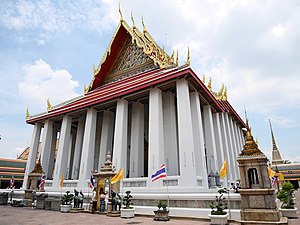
left=0, top=0, right=299, bottom=163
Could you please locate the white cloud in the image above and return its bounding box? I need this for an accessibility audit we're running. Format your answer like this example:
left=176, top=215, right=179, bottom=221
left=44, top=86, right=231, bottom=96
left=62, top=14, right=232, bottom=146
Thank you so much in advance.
left=18, top=59, right=79, bottom=113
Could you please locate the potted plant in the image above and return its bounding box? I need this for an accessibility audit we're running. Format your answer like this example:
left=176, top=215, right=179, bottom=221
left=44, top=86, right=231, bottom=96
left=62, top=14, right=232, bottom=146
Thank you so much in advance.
left=60, top=191, right=74, bottom=213
left=153, top=200, right=170, bottom=221
left=121, top=191, right=135, bottom=218
left=277, top=181, right=297, bottom=218
left=208, top=188, right=229, bottom=225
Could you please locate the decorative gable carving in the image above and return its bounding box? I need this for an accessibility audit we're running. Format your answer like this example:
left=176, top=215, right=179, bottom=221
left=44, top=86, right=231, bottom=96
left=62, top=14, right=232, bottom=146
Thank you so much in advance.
left=103, top=36, right=158, bottom=85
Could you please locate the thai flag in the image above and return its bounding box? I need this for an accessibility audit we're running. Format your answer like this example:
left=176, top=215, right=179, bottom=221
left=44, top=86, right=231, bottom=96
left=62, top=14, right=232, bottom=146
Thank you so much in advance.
left=90, top=175, right=95, bottom=189
left=39, top=175, right=45, bottom=188
left=151, top=164, right=167, bottom=182
left=271, top=176, right=277, bottom=186
left=10, top=176, right=14, bottom=189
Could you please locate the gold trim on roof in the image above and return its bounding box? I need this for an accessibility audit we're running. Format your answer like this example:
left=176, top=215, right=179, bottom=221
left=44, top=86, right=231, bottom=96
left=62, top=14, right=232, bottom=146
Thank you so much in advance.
left=202, top=74, right=206, bottom=84
left=207, top=77, right=212, bottom=91
left=25, top=107, right=30, bottom=120
left=88, top=12, right=176, bottom=92
left=47, top=98, right=52, bottom=111
left=186, top=47, right=190, bottom=66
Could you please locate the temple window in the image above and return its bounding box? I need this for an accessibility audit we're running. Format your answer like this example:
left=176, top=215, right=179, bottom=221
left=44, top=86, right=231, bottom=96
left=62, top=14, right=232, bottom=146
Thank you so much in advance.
left=248, top=168, right=259, bottom=188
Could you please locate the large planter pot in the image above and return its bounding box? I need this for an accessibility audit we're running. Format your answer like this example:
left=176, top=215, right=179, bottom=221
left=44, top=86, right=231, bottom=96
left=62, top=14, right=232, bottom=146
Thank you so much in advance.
left=121, top=207, right=135, bottom=218
left=208, top=213, right=228, bottom=225
left=279, top=207, right=298, bottom=219
left=60, top=204, right=72, bottom=213
left=153, top=210, right=170, bottom=221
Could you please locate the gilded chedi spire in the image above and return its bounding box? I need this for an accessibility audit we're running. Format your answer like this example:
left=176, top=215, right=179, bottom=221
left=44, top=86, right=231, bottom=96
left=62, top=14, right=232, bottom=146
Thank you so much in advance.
left=269, top=119, right=284, bottom=164
left=31, top=159, right=45, bottom=174
left=240, top=117, right=263, bottom=156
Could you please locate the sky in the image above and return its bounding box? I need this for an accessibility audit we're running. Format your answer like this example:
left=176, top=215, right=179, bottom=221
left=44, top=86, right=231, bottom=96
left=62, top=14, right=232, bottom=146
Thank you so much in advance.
left=0, top=0, right=299, bottom=163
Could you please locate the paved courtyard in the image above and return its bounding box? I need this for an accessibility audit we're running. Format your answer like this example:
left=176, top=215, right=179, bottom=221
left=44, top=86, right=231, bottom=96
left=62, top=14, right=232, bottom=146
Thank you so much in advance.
left=0, top=191, right=299, bottom=225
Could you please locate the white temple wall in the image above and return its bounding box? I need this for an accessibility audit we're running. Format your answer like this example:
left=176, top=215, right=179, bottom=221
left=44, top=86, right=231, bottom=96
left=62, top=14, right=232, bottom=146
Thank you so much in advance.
left=162, top=91, right=179, bottom=176
left=66, top=132, right=76, bottom=179
left=130, top=101, right=145, bottom=178
left=98, top=110, right=115, bottom=169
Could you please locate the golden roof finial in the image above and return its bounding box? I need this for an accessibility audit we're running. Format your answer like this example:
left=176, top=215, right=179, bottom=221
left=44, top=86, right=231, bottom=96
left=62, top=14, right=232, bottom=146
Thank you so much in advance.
left=142, top=16, right=147, bottom=33
left=131, top=12, right=136, bottom=29
left=222, top=86, right=227, bottom=100
left=25, top=107, right=30, bottom=120
left=84, top=84, right=89, bottom=94
left=176, top=50, right=179, bottom=66
left=207, top=77, right=212, bottom=91
left=119, top=2, right=124, bottom=22
left=256, top=137, right=259, bottom=145
left=170, top=50, right=174, bottom=63
left=202, top=74, right=206, bottom=84
left=186, top=47, right=190, bottom=66
left=47, top=98, right=52, bottom=111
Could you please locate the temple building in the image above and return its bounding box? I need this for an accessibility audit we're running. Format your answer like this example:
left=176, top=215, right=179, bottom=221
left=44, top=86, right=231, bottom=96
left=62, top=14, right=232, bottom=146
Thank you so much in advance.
left=22, top=12, right=245, bottom=217
left=269, top=120, right=300, bottom=189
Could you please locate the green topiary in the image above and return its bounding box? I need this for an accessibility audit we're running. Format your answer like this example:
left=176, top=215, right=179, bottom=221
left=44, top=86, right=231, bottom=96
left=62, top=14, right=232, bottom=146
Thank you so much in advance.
left=277, top=181, right=295, bottom=209
left=122, top=190, right=133, bottom=209
left=61, top=191, right=74, bottom=205
left=209, top=188, right=228, bottom=215
left=157, top=200, right=168, bottom=211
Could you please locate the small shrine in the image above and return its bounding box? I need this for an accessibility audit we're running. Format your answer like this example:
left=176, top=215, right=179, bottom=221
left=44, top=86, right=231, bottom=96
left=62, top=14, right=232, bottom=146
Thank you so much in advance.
left=25, top=159, right=45, bottom=200
left=92, top=151, right=120, bottom=216
left=237, top=117, right=287, bottom=225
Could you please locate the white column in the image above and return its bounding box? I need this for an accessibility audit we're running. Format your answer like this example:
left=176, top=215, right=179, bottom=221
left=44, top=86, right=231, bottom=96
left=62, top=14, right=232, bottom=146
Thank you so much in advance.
left=212, top=113, right=225, bottom=170
left=235, top=122, right=243, bottom=152
left=78, top=108, right=97, bottom=189
left=224, top=113, right=237, bottom=181
left=203, top=105, right=218, bottom=173
left=148, top=88, right=164, bottom=188
left=112, top=99, right=128, bottom=174
left=176, top=79, right=196, bottom=187
left=47, top=127, right=58, bottom=179
left=52, top=115, right=72, bottom=188
left=229, top=118, right=239, bottom=180
left=162, top=92, right=179, bottom=176
left=98, top=110, right=115, bottom=169
left=72, top=116, right=85, bottom=180
left=40, top=119, right=53, bottom=177
left=190, top=92, right=208, bottom=188
left=219, top=113, right=233, bottom=183
left=22, top=123, right=42, bottom=189
left=130, top=102, right=144, bottom=178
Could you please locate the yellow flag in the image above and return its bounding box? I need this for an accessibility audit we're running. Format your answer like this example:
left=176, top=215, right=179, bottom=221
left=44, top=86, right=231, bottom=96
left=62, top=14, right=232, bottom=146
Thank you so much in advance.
left=111, top=168, right=124, bottom=184
left=59, top=173, right=64, bottom=188
left=268, top=167, right=276, bottom=179
left=278, top=172, right=284, bottom=184
left=219, top=160, right=228, bottom=179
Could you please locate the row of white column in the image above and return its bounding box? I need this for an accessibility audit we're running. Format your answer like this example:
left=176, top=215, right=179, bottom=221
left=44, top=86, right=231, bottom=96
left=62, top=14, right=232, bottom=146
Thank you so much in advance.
left=23, top=78, right=245, bottom=190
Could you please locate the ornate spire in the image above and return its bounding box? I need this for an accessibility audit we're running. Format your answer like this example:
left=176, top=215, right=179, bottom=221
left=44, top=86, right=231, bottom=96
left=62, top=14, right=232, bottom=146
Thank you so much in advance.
left=31, top=159, right=45, bottom=174
left=222, top=86, right=227, bottom=101
left=25, top=107, right=30, bottom=120
left=176, top=50, right=179, bottom=66
left=119, top=2, right=124, bottom=22
left=170, top=50, right=174, bottom=63
left=84, top=84, right=89, bottom=94
left=186, top=47, right=190, bottom=66
left=47, top=98, right=52, bottom=111
left=269, top=119, right=284, bottom=164
left=240, top=113, right=263, bottom=156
